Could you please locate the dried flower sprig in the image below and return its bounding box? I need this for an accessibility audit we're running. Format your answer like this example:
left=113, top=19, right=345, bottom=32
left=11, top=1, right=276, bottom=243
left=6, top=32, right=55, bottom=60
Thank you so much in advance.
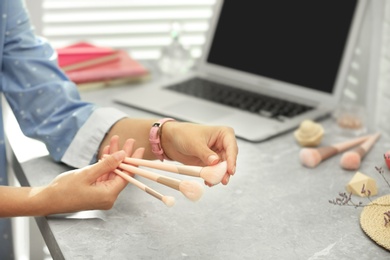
left=328, top=184, right=375, bottom=208
left=329, top=164, right=390, bottom=226
left=329, top=192, right=363, bottom=208
left=384, top=211, right=390, bottom=227
left=375, top=166, right=390, bottom=189
left=361, top=184, right=373, bottom=202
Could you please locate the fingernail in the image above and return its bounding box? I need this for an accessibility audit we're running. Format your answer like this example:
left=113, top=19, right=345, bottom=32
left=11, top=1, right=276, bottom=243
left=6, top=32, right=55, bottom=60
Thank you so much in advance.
left=208, top=155, right=219, bottom=164
left=225, top=174, right=230, bottom=184
left=231, top=166, right=236, bottom=175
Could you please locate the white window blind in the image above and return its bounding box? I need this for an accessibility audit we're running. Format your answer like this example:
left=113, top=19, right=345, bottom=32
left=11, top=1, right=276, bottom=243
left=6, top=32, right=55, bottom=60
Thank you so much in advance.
left=40, top=0, right=216, bottom=60
left=377, top=0, right=390, bottom=133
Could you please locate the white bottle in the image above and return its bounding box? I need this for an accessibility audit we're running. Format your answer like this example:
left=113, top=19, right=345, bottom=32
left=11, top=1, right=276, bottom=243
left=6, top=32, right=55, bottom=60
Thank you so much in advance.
left=158, top=22, right=194, bottom=76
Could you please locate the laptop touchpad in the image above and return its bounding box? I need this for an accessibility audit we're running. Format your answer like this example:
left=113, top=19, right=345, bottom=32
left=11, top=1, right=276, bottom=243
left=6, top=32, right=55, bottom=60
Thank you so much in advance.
left=163, top=100, right=230, bottom=122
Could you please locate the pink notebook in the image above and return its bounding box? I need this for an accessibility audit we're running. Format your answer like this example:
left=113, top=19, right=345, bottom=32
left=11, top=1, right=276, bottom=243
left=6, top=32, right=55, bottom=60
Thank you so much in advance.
left=56, top=42, right=119, bottom=71
left=65, top=50, right=149, bottom=84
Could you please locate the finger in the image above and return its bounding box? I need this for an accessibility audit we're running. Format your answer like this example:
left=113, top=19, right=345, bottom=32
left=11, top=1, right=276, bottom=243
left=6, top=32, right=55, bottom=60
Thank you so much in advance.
left=120, top=147, right=145, bottom=178
left=98, top=146, right=111, bottom=182
left=109, top=135, right=120, bottom=154
left=96, top=147, right=109, bottom=182
left=86, top=150, right=126, bottom=182
left=193, top=142, right=220, bottom=166
left=131, top=147, right=145, bottom=159
left=122, top=138, right=135, bottom=156
left=222, top=133, right=238, bottom=176
left=221, top=173, right=230, bottom=185
left=99, top=136, right=122, bottom=182
left=226, top=149, right=237, bottom=175
left=204, top=180, right=214, bottom=187
left=101, top=145, right=110, bottom=157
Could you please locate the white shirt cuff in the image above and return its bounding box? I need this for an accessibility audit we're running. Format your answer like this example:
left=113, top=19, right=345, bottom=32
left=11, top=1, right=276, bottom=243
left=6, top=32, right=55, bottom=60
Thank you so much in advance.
left=61, top=107, right=127, bottom=168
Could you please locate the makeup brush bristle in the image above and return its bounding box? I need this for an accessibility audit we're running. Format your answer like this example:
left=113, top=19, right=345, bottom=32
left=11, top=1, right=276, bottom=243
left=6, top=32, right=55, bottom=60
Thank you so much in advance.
left=179, top=180, right=204, bottom=202
left=200, top=161, right=227, bottom=185
left=340, top=151, right=361, bottom=170
left=162, top=196, right=175, bottom=207
left=299, top=148, right=322, bottom=168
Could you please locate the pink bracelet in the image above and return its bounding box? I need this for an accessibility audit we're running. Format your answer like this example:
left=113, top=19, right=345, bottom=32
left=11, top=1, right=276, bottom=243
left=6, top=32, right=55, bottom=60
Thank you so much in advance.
left=149, top=118, right=175, bottom=161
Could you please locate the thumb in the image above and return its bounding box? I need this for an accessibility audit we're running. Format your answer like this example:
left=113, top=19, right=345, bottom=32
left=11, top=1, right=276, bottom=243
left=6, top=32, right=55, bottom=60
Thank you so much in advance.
left=197, top=145, right=220, bottom=166
left=87, top=150, right=126, bottom=181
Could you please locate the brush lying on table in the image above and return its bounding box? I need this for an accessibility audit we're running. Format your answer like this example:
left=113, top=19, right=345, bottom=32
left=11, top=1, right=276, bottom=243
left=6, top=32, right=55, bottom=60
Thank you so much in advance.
left=339, top=132, right=381, bottom=170
left=299, top=135, right=370, bottom=168
left=112, top=157, right=227, bottom=207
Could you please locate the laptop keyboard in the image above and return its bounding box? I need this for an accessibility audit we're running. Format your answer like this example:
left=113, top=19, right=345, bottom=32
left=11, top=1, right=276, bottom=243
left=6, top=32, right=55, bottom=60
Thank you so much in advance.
left=165, top=78, right=313, bottom=120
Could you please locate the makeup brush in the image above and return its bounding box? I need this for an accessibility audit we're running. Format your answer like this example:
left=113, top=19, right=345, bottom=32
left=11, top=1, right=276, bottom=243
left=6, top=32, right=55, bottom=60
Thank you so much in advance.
left=123, top=157, right=227, bottom=185
left=340, top=132, right=381, bottom=170
left=114, top=169, right=175, bottom=207
left=299, top=135, right=370, bottom=168
left=118, top=163, right=204, bottom=202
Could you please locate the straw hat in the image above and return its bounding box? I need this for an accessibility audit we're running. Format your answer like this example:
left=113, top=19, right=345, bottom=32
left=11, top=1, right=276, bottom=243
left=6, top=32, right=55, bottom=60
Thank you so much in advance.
left=360, top=194, right=390, bottom=250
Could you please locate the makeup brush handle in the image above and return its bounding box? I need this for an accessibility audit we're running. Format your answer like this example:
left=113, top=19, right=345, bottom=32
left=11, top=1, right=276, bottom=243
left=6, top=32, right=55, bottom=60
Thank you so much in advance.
left=350, top=132, right=381, bottom=157
left=119, top=163, right=181, bottom=191
left=316, top=146, right=338, bottom=160
left=114, top=169, right=147, bottom=190
left=331, top=135, right=370, bottom=152
left=360, top=133, right=380, bottom=151
left=114, top=169, right=169, bottom=202
left=123, top=157, right=203, bottom=177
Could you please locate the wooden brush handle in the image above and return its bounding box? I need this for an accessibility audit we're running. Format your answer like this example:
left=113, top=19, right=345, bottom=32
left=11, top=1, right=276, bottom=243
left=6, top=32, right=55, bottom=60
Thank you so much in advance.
left=124, top=157, right=203, bottom=177
left=119, top=163, right=181, bottom=191
left=114, top=169, right=167, bottom=202
left=350, top=132, right=381, bottom=158
left=316, top=146, right=338, bottom=160
left=331, top=135, right=370, bottom=152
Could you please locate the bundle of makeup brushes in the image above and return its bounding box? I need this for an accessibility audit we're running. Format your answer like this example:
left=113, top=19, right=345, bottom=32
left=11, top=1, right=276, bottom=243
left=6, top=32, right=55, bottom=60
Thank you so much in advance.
left=299, top=132, right=381, bottom=170
left=114, top=158, right=227, bottom=207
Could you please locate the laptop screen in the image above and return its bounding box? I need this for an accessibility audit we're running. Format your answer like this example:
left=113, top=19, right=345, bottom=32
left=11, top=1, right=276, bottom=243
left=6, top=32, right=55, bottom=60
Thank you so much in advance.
left=206, top=1, right=358, bottom=94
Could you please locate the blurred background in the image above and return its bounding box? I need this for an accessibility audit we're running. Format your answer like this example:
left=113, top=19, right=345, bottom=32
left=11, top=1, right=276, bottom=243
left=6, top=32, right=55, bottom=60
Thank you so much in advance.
left=11, top=0, right=390, bottom=259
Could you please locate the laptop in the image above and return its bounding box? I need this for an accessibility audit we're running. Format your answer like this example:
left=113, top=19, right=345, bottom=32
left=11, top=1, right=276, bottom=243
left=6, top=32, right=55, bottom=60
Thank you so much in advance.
left=114, top=0, right=367, bottom=142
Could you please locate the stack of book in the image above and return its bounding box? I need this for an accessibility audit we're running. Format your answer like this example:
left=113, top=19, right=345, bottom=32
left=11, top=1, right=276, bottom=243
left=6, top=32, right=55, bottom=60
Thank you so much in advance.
left=56, top=42, right=149, bottom=90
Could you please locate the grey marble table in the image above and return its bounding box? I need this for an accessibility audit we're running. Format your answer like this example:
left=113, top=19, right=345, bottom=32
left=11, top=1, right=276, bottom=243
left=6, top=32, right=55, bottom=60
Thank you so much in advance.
left=7, top=83, right=390, bottom=260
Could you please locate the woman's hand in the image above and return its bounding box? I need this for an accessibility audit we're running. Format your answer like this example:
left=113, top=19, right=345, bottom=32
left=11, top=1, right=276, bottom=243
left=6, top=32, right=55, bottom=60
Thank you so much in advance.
left=43, top=136, right=145, bottom=215
left=161, top=122, right=238, bottom=186
left=99, top=135, right=145, bottom=180
left=97, top=118, right=238, bottom=186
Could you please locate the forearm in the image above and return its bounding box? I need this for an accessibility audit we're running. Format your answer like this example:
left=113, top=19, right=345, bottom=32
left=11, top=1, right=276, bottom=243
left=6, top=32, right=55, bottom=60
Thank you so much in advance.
left=98, top=117, right=158, bottom=159
left=0, top=186, right=49, bottom=217
left=98, top=117, right=238, bottom=184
